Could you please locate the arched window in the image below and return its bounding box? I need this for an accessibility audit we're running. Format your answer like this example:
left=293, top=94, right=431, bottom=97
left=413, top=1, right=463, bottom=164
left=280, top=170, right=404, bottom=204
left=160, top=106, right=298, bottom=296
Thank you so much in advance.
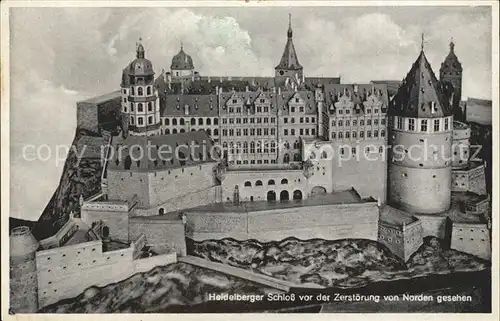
left=165, top=118, right=170, bottom=126
left=172, top=118, right=177, bottom=125
left=180, top=129, right=185, bottom=133
left=148, top=102, right=153, bottom=112
left=206, top=129, right=211, bottom=136
left=191, top=118, right=196, bottom=125
left=244, top=181, right=252, bottom=187
left=206, top=118, right=212, bottom=125
left=281, top=178, right=288, bottom=184
left=124, top=155, right=132, bottom=170
left=180, top=118, right=185, bottom=125
left=138, top=87, right=144, bottom=96
left=321, top=151, right=328, bottom=159
left=172, top=129, right=178, bottom=134
left=214, top=118, right=219, bottom=125
left=130, top=116, right=135, bottom=125
left=146, top=86, right=152, bottom=95
left=158, top=208, right=165, bottom=215
left=283, top=153, right=290, bottom=163
left=268, top=180, right=275, bottom=185
left=165, top=129, right=170, bottom=134
left=198, top=118, right=203, bottom=125
left=131, top=87, right=135, bottom=95
left=293, top=141, right=300, bottom=149
left=138, top=103, right=144, bottom=112
left=214, top=129, right=219, bottom=136
left=256, top=180, right=263, bottom=186
left=294, top=153, right=301, bottom=161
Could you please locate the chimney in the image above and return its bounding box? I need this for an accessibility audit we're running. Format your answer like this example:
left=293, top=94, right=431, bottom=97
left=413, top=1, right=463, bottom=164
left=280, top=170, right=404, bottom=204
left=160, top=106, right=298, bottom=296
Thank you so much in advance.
left=245, top=85, right=249, bottom=92
left=184, top=104, right=189, bottom=115
left=278, top=87, right=281, bottom=95
left=167, top=72, right=172, bottom=83
left=208, top=76, right=211, bottom=83
left=353, top=84, right=358, bottom=94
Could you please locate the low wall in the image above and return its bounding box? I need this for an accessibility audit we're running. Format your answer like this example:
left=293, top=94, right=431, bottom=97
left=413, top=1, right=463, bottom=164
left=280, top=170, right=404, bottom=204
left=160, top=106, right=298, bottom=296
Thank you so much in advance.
left=129, top=219, right=187, bottom=256
left=133, top=252, right=177, bottom=274
left=414, top=214, right=448, bottom=238
left=186, top=202, right=379, bottom=242
left=451, top=223, right=490, bottom=260
left=134, top=186, right=222, bottom=216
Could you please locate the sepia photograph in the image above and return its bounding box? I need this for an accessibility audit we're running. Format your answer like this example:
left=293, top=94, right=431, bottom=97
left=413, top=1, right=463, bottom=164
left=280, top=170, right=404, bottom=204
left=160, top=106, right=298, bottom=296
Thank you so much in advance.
left=2, top=1, right=498, bottom=318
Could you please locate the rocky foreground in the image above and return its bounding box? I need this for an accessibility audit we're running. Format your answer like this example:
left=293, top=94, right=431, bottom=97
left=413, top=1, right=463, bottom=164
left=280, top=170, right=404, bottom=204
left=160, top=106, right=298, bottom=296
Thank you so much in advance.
left=190, top=236, right=489, bottom=288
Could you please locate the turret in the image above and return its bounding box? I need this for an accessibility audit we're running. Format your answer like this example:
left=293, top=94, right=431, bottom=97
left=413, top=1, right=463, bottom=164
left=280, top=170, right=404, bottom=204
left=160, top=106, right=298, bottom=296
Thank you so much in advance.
left=120, top=39, right=161, bottom=137
left=387, top=36, right=453, bottom=214
left=10, top=226, right=40, bottom=312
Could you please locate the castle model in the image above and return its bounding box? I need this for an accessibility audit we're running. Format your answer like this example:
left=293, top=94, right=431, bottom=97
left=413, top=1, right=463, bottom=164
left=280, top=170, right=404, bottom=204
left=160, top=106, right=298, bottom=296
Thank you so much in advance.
left=10, top=17, right=491, bottom=312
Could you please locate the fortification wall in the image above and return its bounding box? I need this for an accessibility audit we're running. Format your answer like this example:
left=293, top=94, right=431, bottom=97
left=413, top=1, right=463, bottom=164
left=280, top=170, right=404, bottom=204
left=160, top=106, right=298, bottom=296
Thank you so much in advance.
left=378, top=224, right=405, bottom=259
left=80, top=205, right=130, bottom=241
left=36, top=241, right=134, bottom=308
left=186, top=203, right=379, bottom=242
left=148, top=163, right=215, bottom=207
left=129, top=219, right=186, bottom=256
left=107, top=171, right=150, bottom=207
left=10, top=252, right=39, bottom=312
left=452, top=164, right=487, bottom=195
left=451, top=223, right=490, bottom=260
left=331, top=140, right=387, bottom=201
left=133, top=252, right=177, bottom=273
left=413, top=214, right=448, bottom=238
left=134, top=185, right=221, bottom=216
left=221, top=169, right=307, bottom=202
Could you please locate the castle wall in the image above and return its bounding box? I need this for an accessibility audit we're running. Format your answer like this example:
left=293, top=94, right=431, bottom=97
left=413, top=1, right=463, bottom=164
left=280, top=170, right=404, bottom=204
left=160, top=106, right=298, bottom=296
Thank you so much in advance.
left=133, top=252, right=177, bottom=274
left=35, top=241, right=134, bottom=308
left=413, top=214, right=448, bottom=238
left=221, top=169, right=307, bottom=202
left=107, top=171, right=150, bottom=207
left=378, top=224, right=405, bottom=260
left=452, top=164, right=487, bottom=195
left=134, top=185, right=222, bottom=216
left=403, top=221, right=424, bottom=261
left=148, top=163, right=215, bottom=207
left=450, top=223, right=490, bottom=260
left=80, top=203, right=131, bottom=242
left=330, top=140, right=387, bottom=201
left=129, top=218, right=187, bottom=256
left=186, top=202, right=379, bottom=242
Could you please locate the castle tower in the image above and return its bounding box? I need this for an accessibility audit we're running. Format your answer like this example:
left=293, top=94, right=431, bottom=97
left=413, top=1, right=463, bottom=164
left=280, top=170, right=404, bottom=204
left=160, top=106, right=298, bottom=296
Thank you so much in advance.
left=120, top=40, right=161, bottom=136
left=10, top=226, right=40, bottom=313
left=439, top=39, right=463, bottom=120
left=388, top=41, right=454, bottom=214
left=275, top=14, right=303, bottom=83
left=170, top=43, right=195, bottom=79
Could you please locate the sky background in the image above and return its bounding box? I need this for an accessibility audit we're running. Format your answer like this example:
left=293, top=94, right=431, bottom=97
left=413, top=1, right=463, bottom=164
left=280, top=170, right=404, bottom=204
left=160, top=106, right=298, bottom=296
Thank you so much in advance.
left=9, top=6, right=492, bottom=221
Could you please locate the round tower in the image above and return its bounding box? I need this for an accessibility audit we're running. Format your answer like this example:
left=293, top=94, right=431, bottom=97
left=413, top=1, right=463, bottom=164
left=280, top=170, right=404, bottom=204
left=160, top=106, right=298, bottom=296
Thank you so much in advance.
left=170, top=43, right=195, bottom=79
left=121, top=40, right=161, bottom=137
left=388, top=45, right=453, bottom=214
left=10, top=226, right=40, bottom=313
left=452, top=120, right=470, bottom=168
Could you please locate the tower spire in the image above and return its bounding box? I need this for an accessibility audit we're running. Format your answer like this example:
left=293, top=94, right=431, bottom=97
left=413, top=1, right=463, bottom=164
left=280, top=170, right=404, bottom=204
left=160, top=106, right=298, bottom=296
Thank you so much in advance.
left=421, top=33, right=424, bottom=52
left=449, top=37, right=455, bottom=53
left=287, top=13, right=293, bottom=38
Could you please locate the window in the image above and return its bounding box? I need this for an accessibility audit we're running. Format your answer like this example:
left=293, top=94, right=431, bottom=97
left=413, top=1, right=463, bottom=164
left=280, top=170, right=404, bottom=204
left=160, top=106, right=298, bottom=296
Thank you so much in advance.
left=421, top=119, right=427, bottom=132
left=147, top=86, right=152, bottom=95
left=138, top=117, right=144, bottom=125
left=360, top=131, right=364, bottom=138
left=138, top=103, right=144, bottom=112
left=346, top=120, right=350, bottom=126
left=352, top=120, right=357, bottom=126
left=360, top=120, right=365, bottom=126
left=381, top=119, right=386, bottom=125
left=332, top=120, right=336, bottom=127
left=434, top=119, right=440, bottom=131
left=268, top=180, right=275, bottom=185
left=180, top=118, right=185, bottom=125
left=130, top=116, right=135, bottom=125
left=374, top=119, right=378, bottom=125
left=148, top=116, right=154, bottom=124
left=345, top=131, right=350, bottom=138
left=366, top=109, right=371, bottom=114
left=256, top=180, right=263, bottom=186
left=367, top=119, right=371, bottom=126
left=148, top=102, right=153, bottom=112
left=397, top=117, right=403, bottom=130
left=352, top=131, right=357, bottom=138
left=138, top=87, right=143, bottom=96
left=374, top=130, right=378, bottom=137
left=408, top=118, right=415, bottom=131
left=300, top=117, right=304, bottom=123
left=339, top=120, right=343, bottom=127
left=332, top=132, right=336, bottom=139
left=351, top=147, right=357, bottom=154
left=281, top=178, right=288, bottom=184
left=300, top=129, right=304, bottom=135
left=381, top=130, right=385, bottom=137
left=444, top=118, right=449, bottom=130
left=367, top=131, right=372, bottom=138
left=339, top=132, right=343, bottom=139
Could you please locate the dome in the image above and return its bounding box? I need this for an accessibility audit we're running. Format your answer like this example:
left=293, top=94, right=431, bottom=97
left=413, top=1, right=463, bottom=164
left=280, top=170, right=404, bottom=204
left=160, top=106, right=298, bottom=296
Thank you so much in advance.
left=170, top=46, right=194, bottom=70
left=126, top=43, right=155, bottom=78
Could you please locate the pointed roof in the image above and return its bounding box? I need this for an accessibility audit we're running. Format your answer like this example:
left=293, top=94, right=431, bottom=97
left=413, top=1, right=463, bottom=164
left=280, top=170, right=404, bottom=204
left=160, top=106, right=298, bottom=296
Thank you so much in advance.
left=440, top=39, right=462, bottom=74
left=390, top=49, right=453, bottom=118
left=275, top=14, right=302, bottom=71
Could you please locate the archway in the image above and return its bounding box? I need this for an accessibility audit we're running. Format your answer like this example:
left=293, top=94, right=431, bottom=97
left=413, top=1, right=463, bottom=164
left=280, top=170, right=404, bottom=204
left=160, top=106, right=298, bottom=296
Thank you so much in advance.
left=293, top=190, right=303, bottom=200
left=280, top=190, right=289, bottom=201
left=158, top=208, right=165, bottom=215
left=311, top=186, right=327, bottom=196
left=267, top=191, right=276, bottom=202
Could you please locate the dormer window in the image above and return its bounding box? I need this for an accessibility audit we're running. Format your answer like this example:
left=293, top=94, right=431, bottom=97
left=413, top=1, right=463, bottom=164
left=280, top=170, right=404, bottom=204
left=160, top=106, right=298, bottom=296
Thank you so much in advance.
left=232, top=99, right=237, bottom=104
